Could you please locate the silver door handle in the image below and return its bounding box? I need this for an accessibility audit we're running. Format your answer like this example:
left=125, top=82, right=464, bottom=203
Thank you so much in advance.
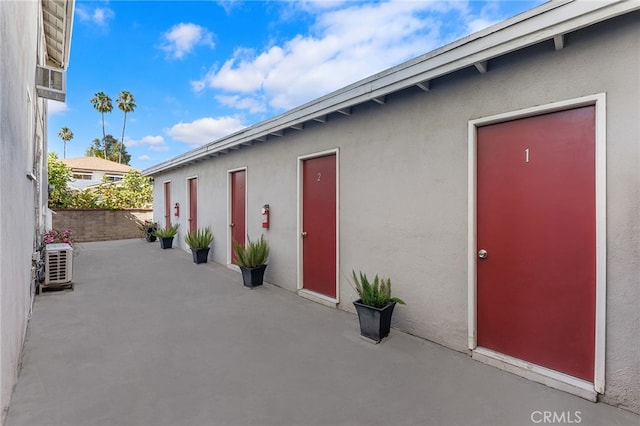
left=478, top=249, right=488, bottom=259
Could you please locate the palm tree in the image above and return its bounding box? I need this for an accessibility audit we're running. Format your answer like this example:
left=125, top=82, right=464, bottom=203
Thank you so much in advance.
left=90, top=92, right=113, bottom=157
left=57, top=127, right=73, bottom=159
left=116, top=91, right=136, bottom=164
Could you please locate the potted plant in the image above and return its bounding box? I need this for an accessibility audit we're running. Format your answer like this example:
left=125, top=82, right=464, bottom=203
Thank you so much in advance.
left=185, top=227, right=214, bottom=264
left=140, top=220, right=158, bottom=242
left=352, top=270, right=406, bottom=343
left=233, top=234, right=269, bottom=288
left=154, top=223, right=179, bottom=249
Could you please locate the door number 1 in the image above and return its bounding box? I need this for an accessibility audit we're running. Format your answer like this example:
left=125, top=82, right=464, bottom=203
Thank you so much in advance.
left=525, top=148, right=530, bottom=163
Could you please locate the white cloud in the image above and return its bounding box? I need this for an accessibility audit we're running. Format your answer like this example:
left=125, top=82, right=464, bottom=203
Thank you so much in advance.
left=126, top=135, right=170, bottom=152
left=216, top=0, right=242, bottom=14
left=141, top=135, right=165, bottom=145
left=216, top=95, right=266, bottom=114
left=138, top=155, right=151, bottom=161
left=466, top=17, right=496, bottom=33
left=457, top=0, right=504, bottom=34
left=75, top=5, right=115, bottom=27
left=48, top=100, right=69, bottom=115
left=192, top=1, right=537, bottom=115
left=165, top=117, right=246, bottom=147
left=160, top=23, right=215, bottom=60
left=192, top=1, right=450, bottom=112
left=191, top=80, right=206, bottom=92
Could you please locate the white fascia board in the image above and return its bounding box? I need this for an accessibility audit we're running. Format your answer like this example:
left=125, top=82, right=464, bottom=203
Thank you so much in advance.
left=143, top=0, right=638, bottom=177
left=63, top=0, right=76, bottom=68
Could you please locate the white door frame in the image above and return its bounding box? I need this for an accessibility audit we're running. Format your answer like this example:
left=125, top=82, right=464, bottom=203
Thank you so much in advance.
left=227, top=167, right=248, bottom=267
left=467, top=93, right=606, bottom=398
left=297, top=149, right=340, bottom=307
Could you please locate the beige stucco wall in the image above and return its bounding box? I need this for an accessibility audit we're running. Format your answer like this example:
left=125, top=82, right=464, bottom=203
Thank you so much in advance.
left=0, top=1, right=49, bottom=422
left=152, top=13, right=639, bottom=413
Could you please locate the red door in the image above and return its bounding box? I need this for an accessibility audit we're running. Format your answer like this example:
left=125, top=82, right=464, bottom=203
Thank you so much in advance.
left=230, top=170, right=246, bottom=264
left=302, top=154, right=337, bottom=298
left=164, top=182, right=171, bottom=229
left=188, top=178, right=198, bottom=233
left=476, top=107, right=596, bottom=381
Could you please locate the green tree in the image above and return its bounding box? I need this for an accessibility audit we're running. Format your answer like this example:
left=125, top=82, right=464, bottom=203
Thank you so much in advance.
left=47, top=152, right=73, bottom=208
left=116, top=91, right=136, bottom=164
left=119, top=171, right=153, bottom=208
left=46, top=154, right=151, bottom=210
left=69, top=190, right=99, bottom=209
left=90, top=91, right=113, bottom=156
left=94, top=171, right=152, bottom=209
left=86, top=134, right=131, bottom=164
left=57, top=127, right=73, bottom=159
left=86, top=138, right=102, bottom=158
left=95, top=181, right=123, bottom=209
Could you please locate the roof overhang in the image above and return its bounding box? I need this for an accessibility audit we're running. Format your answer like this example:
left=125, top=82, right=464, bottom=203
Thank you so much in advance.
left=41, top=0, right=75, bottom=69
left=143, top=0, right=640, bottom=177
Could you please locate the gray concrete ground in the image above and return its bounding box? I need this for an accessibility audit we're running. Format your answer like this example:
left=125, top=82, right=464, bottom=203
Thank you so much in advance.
left=6, top=239, right=639, bottom=426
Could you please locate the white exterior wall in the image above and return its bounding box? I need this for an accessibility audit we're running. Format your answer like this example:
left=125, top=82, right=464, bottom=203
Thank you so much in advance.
left=0, top=1, right=50, bottom=422
left=151, top=13, right=640, bottom=413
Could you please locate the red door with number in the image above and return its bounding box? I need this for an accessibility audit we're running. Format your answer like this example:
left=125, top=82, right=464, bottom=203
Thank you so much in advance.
left=476, top=107, right=596, bottom=381
left=302, top=154, right=337, bottom=298
left=188, top=178, right=198, bottom=234
left=230, top=170, right=246, bottom=264
left=164, top=182, right=171, bottom=228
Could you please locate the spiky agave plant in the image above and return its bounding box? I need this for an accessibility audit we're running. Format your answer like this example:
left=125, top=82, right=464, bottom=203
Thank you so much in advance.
left=352, top=270, right=406, bottom=308
left=153, top=223, right=179, bottom=238
left=185, top=227, right=213, bottom=249
left=234, top=234, right=269, bottom=268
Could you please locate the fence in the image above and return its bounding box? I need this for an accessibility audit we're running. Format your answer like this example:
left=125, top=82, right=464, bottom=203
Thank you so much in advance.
left=51, top=209, right=153, bottom=242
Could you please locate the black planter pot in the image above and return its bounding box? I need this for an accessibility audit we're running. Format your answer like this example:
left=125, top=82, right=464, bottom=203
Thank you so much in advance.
left=159, top=237, right=174, bottom=249
left=145, top=228, right=157, bottom=242
left=353, top=300, right=397, bottom=343
left=239, top=264, right=267, bottom=288
left=191, top=247, right=210, bottom=264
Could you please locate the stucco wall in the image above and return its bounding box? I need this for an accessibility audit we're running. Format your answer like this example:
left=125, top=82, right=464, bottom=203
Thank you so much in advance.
left=151, top=13, right=640, bottom=413
left=0, top=1, right=47, bottom=422
left=52, top=209, right=153, bottom=242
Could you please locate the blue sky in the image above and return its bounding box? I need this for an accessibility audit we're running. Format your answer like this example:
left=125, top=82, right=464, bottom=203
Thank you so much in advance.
left=47, top=0, right=543, bottom=169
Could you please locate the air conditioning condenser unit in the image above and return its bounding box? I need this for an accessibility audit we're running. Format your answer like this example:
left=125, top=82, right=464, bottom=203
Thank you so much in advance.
left=44, top=243, right=73, bottom=289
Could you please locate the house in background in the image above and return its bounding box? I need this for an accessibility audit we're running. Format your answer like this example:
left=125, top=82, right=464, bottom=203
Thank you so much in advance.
left=61, top=156, right=136, bottom=190
left=145, top=0, right=640, bottom=414
left=0, top=0, right=75, bottom=422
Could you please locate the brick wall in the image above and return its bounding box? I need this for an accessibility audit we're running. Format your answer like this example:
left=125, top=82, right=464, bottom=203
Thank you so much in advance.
left=52, top=209, right=153, bottom=242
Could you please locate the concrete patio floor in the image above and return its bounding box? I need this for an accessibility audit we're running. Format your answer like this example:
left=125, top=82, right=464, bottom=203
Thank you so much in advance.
left=6, top=239, right=639, bottom=426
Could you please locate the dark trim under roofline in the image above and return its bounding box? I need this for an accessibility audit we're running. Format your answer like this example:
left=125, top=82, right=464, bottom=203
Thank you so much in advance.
left=143, top=0, right=638, bottom=177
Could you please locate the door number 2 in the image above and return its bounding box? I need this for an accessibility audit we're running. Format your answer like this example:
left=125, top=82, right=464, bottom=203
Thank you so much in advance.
left=524, top=148, right=530, bottom=163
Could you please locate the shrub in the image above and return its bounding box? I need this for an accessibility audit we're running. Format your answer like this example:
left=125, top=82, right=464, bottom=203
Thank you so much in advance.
left=43, top=228, right=75, bottom=247
left=185, top=227, right=214, bottom=249
left=352, top=270, right=406, bottom=308
left=233, top=235, right=269, bottom=268
left=153, top=223, right=179, bottom=238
